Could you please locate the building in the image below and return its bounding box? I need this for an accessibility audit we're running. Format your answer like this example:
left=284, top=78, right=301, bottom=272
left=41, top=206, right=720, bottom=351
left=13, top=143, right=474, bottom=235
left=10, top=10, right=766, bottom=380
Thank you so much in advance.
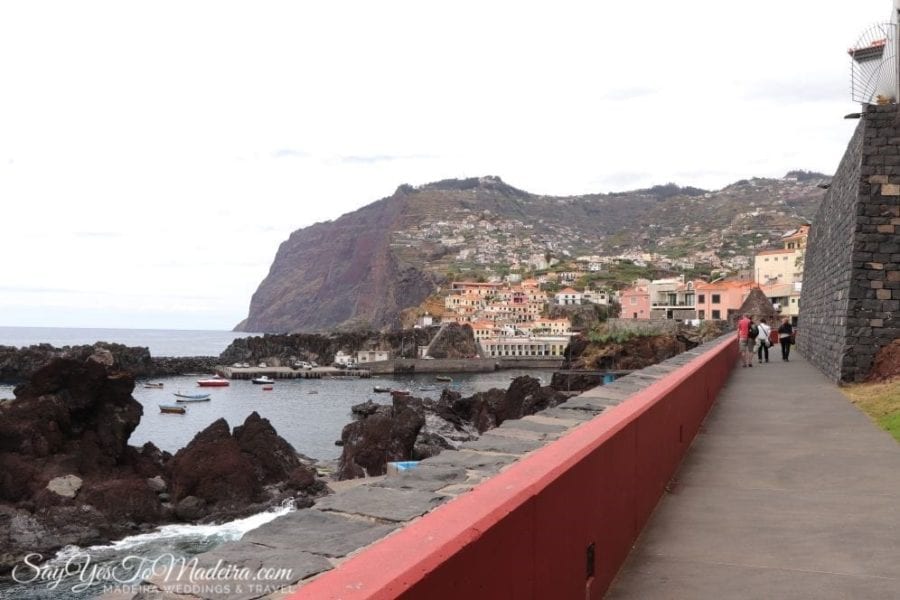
left=754, top=224, right=809, bottom=286
left=620, top=282, right=650, bottom=319
left=555, top=287, right=583, bottom=305
left=334, top=351, right=354, bottom=366
left=479, top=335, right=571, bottom=358
left=357, top=350, right=390, bottom=363
left=415, top=313, right=434, bottom=328
left=694, top=279, right=756, bottom=321
left=646, top=278, right=697, bottom=320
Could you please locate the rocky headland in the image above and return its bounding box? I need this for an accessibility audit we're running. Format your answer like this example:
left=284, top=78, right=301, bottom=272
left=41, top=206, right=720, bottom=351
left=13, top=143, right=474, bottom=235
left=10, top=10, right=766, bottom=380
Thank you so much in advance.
left=0, top=351, right=324, bottom=574
left=336, top=376, right=570, bottom=479
left=0, top=342, right=218, bottom=384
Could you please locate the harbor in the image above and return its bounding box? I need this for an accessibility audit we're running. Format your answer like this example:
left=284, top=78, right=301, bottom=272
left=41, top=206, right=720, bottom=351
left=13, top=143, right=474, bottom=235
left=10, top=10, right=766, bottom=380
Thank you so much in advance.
left=216, top=366, right=372, bottom=380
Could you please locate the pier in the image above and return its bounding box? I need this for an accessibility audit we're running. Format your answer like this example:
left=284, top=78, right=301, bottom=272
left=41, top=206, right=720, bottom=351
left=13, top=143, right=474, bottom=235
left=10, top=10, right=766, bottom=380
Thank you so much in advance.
left=216, top=366, right=372, bottom=380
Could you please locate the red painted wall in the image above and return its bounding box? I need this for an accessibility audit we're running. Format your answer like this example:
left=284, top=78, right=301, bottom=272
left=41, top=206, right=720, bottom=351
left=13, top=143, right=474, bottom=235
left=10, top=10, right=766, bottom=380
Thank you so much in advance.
left=290, top=336, right=738, bottom=599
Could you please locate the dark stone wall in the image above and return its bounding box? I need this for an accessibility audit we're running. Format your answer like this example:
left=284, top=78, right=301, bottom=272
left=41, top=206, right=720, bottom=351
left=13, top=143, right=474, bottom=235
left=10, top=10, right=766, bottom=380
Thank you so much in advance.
left=799, top=104, right=900, bottom=382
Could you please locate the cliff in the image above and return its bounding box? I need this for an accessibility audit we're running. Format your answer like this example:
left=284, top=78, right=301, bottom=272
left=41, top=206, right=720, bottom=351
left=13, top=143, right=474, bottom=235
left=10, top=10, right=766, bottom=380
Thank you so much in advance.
left=238, top=174, right=827, bottom=333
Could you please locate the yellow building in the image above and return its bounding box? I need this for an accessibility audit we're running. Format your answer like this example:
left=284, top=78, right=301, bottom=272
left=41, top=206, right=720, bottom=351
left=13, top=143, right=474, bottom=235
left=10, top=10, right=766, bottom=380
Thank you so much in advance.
left=754, top=224, right=809, bottom=286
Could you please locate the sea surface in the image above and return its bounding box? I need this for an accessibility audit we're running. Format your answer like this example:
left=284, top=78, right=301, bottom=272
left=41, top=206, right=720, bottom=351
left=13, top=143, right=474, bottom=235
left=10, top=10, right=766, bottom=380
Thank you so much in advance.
left=0, top=326, right=255, bottom=357
left=0, top=327, right=559, bottom=599
left=0, top=326, right=556, bottom=460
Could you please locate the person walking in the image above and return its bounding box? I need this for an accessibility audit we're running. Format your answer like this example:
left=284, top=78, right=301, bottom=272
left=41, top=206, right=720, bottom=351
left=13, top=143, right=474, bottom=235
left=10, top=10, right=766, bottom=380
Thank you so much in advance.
left=737, top=313, right=754, bottom=367
left=778, top=318, right=794, bottom=361
left=756, top=317, right=772, bottom=364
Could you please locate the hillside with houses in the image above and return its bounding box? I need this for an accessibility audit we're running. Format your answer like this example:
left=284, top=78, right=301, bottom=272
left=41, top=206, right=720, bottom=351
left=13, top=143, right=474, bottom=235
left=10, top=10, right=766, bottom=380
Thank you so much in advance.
left=237, top=173, right=826, bottom=334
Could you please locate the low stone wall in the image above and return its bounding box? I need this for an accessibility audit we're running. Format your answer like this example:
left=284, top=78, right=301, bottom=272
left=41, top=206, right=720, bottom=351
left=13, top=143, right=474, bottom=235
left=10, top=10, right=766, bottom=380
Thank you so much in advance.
left=605, top=318, right=681, bottom=335
left=365, top=358, right=497, bottom=374
left=284, top=334, right=737, bottom=599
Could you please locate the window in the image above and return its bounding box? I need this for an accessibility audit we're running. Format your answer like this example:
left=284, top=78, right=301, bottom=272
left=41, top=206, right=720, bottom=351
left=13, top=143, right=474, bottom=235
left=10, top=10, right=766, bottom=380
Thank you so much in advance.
left=764, top=258, right=769, bottom=262
left=699, top=310, right=705, bottom=319
left=712, top=310, right=721, bottom=319
left=712, top=294, right=721, bottom=304
left=783, top=256, right=788, bottom=261
left=698, top=294, right=705, bottom=303
left=633, top=312, right=638, bottom=319
left=630, top=297, right=636, bottom=305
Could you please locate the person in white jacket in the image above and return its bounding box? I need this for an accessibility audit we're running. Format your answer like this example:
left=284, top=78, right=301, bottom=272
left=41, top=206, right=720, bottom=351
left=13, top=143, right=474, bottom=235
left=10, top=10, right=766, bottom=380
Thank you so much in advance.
left=756, top=318, right=772, bottom=364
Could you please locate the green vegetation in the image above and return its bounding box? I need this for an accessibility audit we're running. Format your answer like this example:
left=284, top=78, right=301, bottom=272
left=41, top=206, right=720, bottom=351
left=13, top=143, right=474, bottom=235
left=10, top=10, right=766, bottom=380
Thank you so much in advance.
left=842, top=380, right=900, bottom=443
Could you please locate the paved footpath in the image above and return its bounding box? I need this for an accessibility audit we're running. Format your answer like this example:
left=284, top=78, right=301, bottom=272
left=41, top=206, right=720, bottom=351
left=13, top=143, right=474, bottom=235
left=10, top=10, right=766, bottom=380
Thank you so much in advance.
left=607, top=352, right=900, bottom=599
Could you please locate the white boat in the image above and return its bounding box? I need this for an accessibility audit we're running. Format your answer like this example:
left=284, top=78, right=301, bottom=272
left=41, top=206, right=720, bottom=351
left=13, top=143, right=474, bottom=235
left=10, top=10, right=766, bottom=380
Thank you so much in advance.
left=252, top=376, right=276, bottom=385
left=174, top=392, right=211, bottom=401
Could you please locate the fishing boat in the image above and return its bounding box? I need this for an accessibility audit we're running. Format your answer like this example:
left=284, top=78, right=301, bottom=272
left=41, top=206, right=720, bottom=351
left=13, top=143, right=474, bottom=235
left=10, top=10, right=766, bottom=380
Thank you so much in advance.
left=159, top=404, right=186, bottom=414
left=373, top=385, right=391, bottom=393
left=435, top=376, right=453, bottom=382
left=197, top=375, right=229, bottom=387
left=252, top=376, right=275, bottom=384
left=143, top=382, right=165, bottom=389
left=174, top=392, right=211, bottom=401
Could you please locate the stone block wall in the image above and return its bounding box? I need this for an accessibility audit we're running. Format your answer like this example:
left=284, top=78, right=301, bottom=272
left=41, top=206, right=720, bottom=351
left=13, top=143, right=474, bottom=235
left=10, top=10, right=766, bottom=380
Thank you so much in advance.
left=798, top=104, right=900, bottom=382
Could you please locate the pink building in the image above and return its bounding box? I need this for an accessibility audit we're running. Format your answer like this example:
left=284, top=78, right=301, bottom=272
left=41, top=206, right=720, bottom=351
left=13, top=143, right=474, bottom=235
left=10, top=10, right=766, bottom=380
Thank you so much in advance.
left=694, top=280, right=755, bottom=321
left=620, top=283, right=650, bottom=319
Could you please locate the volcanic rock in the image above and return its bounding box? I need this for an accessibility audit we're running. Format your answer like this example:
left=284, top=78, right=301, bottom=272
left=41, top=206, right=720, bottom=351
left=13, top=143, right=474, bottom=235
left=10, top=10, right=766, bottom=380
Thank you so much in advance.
left=336, top=376, right=568, bottom=480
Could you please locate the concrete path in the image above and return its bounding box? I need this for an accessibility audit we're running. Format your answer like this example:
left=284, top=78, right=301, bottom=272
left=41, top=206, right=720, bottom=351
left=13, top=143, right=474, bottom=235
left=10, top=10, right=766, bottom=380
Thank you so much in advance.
left=607, top=352, right=900, bottom=599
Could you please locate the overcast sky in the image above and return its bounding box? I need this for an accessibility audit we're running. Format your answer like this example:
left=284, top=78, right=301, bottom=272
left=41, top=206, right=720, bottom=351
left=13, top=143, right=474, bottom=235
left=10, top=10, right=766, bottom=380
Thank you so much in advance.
left=0, top=0, right=890, bottom=330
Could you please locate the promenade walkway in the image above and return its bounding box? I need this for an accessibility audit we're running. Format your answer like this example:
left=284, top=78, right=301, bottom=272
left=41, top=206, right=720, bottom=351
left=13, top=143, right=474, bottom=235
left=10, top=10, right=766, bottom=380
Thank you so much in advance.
left=607, top=352, right=900, bottom=599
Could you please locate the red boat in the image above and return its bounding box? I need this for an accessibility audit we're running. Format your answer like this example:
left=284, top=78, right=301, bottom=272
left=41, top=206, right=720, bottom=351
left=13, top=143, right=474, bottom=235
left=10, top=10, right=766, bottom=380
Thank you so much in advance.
left=197, top=375, right=230, bottom=387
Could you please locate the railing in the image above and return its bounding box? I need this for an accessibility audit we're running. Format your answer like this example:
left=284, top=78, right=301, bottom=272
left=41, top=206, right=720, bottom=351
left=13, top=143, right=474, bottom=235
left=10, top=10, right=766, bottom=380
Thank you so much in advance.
left=290, top=335, right=738, bottom=599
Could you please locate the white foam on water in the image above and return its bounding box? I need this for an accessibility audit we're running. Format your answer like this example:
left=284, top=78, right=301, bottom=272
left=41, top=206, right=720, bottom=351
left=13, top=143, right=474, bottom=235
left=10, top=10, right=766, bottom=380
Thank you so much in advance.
left=52, top=501, right=295, bottom=560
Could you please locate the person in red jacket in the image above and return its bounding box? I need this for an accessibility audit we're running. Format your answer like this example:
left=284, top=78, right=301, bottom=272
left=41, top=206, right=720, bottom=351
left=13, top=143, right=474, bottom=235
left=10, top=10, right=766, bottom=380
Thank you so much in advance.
left=737, top=314, right=754, bottom=368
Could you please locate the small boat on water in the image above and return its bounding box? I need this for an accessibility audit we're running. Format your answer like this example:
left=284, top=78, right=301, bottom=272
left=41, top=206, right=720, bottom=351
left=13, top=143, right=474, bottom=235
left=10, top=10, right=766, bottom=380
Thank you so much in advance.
left=262, top=385, right=274, bottom=391
left=419, top=385, right=438, bottom=392
left=435, top=376, right=453, bottom=382
left=252, top=376, right=276, bottom=385
left=308, top=390, right=319, bottom=395
left=373, top=385, right=391, bottom=393
left=174, top=392, right=211, bottom=400
left=159, top=404, right=186, bottom=414
left=143, top=382, right=165, bottom=389
left=197, top=375, right=229, bottom=387
left=390, top=389, right=411, bottom=398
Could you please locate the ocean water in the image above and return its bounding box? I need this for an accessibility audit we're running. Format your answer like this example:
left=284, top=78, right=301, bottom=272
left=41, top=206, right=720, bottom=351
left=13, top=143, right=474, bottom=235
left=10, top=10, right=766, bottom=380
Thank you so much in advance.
left=0, top=327, right=560, bottom=598
left=0, top=326, right=255, bottom=357
left=132, top=368, right=556, bottom=460
left=0, top=503, right=294, bottom=599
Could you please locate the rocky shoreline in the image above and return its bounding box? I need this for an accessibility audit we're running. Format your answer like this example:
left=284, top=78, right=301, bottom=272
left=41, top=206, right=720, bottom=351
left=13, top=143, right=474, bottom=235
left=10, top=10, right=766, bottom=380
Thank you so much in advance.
left=0, top=343, right=219, bottom=384
left=0, top=351, right=325, bottom=574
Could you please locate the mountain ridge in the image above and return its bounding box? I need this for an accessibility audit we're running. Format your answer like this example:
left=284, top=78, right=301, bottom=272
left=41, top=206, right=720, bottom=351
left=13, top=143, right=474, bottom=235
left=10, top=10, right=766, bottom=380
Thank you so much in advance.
left=236, top=172, right=829, bottom=333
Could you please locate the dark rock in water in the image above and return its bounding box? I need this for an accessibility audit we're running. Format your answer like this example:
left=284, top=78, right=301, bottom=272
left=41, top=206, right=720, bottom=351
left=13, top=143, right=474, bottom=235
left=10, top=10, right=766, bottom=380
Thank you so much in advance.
left=234, top=412, right=303, bottom=485
left=174, top=496, right=207, bottom=521
left=550, top=371, right=606, bottom=392
left=169, top=418, right=263, bottom=510
left=337, top=398, right=425, bottom=479
left=351, top=399, right=380, bottom=418
left=168, top=412, right=326, bottom=522
left=336, top=376, right=568, bottom=480
left=0, top=341, right=219, bottom=384
left=0, top=356, right=329, bottom=574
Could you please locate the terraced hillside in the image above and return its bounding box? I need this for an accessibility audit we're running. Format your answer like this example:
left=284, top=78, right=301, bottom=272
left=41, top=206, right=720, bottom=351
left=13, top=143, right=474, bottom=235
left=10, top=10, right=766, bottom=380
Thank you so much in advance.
left=236, top=172, right=827, bottom=333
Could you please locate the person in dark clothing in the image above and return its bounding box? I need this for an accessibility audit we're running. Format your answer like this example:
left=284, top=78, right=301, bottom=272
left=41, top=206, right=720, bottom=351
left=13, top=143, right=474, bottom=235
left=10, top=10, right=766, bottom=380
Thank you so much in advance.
left=778, top=318, right=794, bottom=361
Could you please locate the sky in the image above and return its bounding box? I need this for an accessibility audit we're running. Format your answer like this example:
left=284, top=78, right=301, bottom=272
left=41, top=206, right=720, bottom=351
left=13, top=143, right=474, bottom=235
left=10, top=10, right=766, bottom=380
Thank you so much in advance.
left=0, top=0, right=891, bottom=330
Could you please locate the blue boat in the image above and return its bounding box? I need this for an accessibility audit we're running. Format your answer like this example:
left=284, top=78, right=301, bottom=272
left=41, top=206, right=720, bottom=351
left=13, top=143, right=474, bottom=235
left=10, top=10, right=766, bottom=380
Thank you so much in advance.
left=173, top=392, right=211, bottom=401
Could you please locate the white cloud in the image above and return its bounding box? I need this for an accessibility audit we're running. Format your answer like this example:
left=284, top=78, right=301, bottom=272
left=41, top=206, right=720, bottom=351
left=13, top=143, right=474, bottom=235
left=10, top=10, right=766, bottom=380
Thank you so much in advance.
left=0, top=0, right=889, bottom=329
